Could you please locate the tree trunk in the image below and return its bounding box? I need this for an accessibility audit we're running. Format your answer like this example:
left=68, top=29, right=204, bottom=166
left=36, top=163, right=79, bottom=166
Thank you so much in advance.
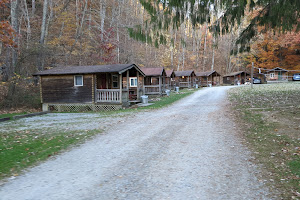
left=10, top=0, right=20, bottom=79
left=38, top=0, right=48, bottom=71
left=99, top=0, right=106, bottom=41
left=202, top=24, right=208, bottom=71
left=31, top=0, right=35, bottom=16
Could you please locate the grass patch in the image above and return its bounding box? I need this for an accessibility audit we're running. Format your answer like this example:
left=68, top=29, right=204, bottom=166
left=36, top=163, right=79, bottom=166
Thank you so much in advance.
left=0, top=128, right=100, bottom=180
left=228, top=83, right=300, bottom=199
left=0, top=112, right=28, bottom=119
left=140, top=89, right=196, bottom=110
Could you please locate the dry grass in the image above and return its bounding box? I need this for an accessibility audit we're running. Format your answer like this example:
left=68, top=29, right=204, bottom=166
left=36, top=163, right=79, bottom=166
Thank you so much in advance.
left=228, top=83, right=300, bottom=199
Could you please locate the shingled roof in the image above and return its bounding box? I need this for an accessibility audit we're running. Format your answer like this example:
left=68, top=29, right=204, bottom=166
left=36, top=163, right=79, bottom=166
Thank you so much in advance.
left=195, top=70, right=221, bottom=77
left=141, top=67, right=165, bottom=76
left=165, top=69, right=174, bottom=77
left=33, top=64, right=145, bottom=76
left=174, top=70, right=194, bottom=77
left=266, top=67, right=288, bottom=73
left=223, top=71, right=249, bottom=77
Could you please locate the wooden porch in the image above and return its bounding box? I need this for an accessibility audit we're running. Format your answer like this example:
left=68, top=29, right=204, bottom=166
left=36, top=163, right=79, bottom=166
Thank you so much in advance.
left=96, top=89, right=121, bottom=103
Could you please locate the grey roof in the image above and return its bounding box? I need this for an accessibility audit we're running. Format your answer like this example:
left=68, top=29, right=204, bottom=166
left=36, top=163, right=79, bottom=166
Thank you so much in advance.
left=33, top=64, right=145, bottom=76
left=223, top=71, right=249, bottom=77
left=266, top=67, right=288, bottom=73
left=174, top=70, right=194, bottom=77
left=141, top=67, right=165, bottom=76
left=196, top=70, right=221, bottom=77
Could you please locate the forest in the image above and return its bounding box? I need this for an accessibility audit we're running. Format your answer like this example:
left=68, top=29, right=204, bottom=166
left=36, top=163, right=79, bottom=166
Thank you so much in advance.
left=0, top=0, right=299, bottom=110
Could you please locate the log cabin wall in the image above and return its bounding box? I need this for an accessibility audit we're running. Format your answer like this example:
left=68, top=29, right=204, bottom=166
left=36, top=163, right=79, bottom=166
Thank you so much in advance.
left=41, top=74, right=93, bottom=103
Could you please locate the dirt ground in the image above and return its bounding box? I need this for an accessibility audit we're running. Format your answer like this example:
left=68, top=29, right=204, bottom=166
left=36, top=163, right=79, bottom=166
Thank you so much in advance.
left=0, top=86, right=275, bottom=200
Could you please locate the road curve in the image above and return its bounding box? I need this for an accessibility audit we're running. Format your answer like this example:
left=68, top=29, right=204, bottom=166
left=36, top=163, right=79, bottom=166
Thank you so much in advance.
left=0, top=86, right=272, bottom=200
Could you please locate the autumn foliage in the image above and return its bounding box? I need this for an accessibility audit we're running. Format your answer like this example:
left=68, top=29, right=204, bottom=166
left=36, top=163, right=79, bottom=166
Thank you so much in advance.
left=0, top=0, right=15, bottom=47
left=244, top=31, right=300, bottom=71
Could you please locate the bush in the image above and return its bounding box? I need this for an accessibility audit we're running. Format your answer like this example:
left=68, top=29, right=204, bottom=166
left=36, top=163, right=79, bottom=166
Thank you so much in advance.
left=0, top=75, right=40, bottom=110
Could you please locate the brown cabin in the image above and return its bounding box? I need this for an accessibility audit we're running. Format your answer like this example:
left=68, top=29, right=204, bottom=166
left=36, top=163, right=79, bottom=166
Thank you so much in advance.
left=195, top=70, right=221, bottom=87
left=265, top=67, right=288, bottom=83
left=165, top=69, right=175, bottom=90
left=174, top=70, right=196, bottom=88
left=141, top=67, right=166, bottom=95
left=223, top=71, right=249, bottom=85
left=33, top=64, right=146, bottom=111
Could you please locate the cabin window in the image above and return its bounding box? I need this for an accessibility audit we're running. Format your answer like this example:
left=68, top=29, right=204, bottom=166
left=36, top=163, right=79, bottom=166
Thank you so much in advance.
left=112, top=75, right=119, bottom=88
left=270, top=73, right=275, bottom=78
left=130, top=77, right=137, bottom=87
left=74, top=75, right=83, bottom=86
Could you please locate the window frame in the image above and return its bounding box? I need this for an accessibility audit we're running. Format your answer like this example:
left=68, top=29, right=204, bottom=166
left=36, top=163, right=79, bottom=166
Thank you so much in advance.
left=270, top=73, right=275, bottom=78
left=129, top=77, right=138, bottom=87
left=74, top=75, right=83, bottom=86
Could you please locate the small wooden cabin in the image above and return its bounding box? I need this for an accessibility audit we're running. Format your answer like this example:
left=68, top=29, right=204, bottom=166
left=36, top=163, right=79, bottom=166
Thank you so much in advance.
left=165, top=69, right=175, bottom=90
left=195, top=70, right=221, bottom=87
left=223, top=71, right=249, bottom=85
left=265, top=67, right=288, bottom=83
left=174, top=70, right=196, bottom=88
left=34, top=64, right=146, bottom=111
left=141, top=67, right=166, bottom=95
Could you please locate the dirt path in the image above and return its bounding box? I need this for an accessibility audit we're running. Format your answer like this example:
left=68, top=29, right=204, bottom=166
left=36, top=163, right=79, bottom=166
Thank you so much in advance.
left=0, top=86, right=273, bottom=200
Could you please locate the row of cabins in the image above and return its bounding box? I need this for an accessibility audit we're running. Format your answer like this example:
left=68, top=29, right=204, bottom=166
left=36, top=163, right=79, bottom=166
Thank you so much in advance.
left=222, top=67, right=293, bottom=85
left=33, top=64, right=292, bottom=111
left=34, top=64, right=222, bottom=111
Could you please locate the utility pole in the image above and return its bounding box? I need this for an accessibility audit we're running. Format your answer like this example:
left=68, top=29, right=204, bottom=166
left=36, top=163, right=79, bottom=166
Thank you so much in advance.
left=251, top=62, right=254, bottom=89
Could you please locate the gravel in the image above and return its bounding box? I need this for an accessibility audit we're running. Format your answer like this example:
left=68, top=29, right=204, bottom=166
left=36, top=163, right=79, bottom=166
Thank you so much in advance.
left=0, top=86, right=274, bottom=200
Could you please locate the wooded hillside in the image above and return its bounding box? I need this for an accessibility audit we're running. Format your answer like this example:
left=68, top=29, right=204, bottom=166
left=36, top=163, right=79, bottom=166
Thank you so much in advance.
left=0, top=0, right=299, bottom=109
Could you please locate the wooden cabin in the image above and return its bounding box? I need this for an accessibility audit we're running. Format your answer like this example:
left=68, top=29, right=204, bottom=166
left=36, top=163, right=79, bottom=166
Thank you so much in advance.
left=165, top=69, right=175, bottom=90
left=174, top=70, right=196, bottom=88
left=223, top=71, right=249, bottom=85
left=33, top=64, right=146, bottom=111
left=141, top=67, right=166, bottom=95
left=195, top=70, right=221, bottom=87
left=265, top=67, right=288, bottom=83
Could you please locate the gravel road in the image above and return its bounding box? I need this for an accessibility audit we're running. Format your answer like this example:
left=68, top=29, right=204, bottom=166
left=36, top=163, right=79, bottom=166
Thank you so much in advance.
left=0, top=86, right=273, bottom=200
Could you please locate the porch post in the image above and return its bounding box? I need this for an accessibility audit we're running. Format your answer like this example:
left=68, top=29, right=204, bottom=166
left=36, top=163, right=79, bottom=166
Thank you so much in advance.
left=137, top=71, right=140, bottom=99
left=92, top=74, right=95, bottom=103
left=206, top=76, right=208, bottom=86
left=119, top=74, right=122, bottom=104
left=127, top=70, right=129, bottom=100
left=159, top=76, right=162, bottom=95
left=142, top=73, right=145, bottom=95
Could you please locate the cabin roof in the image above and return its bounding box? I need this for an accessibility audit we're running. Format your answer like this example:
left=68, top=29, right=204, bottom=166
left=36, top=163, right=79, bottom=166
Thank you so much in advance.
left=196, top=70, right=221, bottom=77
left=266, top=67, right=288, bottom=73
left=174, top=70, right=194, bottom=77
left=141, top=67, right=165, bottom=76
left=165, top=69, right=174, bottom=77
left=223, top=71, right=249, bottom=77
left=33, top=64, right=145, bottom=76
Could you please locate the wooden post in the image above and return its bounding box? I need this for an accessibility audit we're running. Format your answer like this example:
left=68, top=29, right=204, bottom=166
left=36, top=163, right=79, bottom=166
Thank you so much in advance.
left=206, top=76, right=208, bottom=86
left=142, top=74, right=145, bottom=95
left=119, top=74, right=122, bottom=103
left=137, top=71, right=139, bottom=99
left=126, top=70, right=129, bottom=101
left=40, top=76, right=43, bottom=103
left=251, top=62, right=254, bottom=89
left=159, top=76, right=162, bottom=95
left=92, top=74, right=95, bottom=103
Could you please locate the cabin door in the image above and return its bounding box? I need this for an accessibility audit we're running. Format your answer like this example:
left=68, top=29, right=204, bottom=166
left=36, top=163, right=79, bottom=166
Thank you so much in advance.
left=97, top=74, right=107, bottom=89
left=278, top=71, right=282, bottom=80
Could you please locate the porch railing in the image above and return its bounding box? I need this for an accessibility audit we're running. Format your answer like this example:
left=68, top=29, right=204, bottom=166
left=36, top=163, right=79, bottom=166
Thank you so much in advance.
left=179, top=82, right=190, bottom=88
left=144, top=85, right=161, bottom=94
left=96, top=89, right=120, bottom=102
